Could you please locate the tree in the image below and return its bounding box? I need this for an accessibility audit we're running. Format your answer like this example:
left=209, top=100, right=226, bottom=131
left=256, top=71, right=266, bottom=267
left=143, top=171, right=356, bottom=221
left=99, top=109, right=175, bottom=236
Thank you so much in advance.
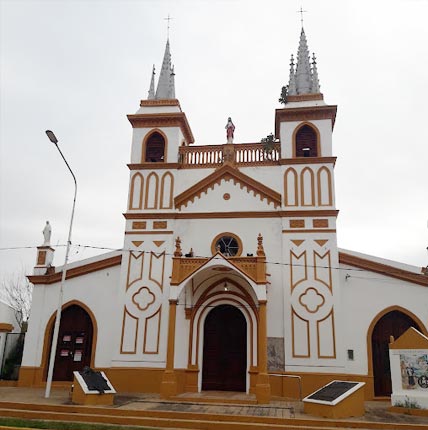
left=279, top=85, right=288, bottom=105
left=1, top=270, right=33, bottom=332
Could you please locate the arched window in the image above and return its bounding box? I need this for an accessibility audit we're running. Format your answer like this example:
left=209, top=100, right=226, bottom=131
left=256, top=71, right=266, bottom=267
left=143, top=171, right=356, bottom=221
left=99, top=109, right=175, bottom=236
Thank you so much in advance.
left=295, top=124, right=318, bottom=157
left=144, top=132, right=165, bottom=162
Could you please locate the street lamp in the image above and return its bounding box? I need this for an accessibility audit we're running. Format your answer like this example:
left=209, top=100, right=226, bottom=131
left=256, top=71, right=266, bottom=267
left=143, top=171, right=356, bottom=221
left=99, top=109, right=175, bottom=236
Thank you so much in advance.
left=44, top=130, right=77, bottom=398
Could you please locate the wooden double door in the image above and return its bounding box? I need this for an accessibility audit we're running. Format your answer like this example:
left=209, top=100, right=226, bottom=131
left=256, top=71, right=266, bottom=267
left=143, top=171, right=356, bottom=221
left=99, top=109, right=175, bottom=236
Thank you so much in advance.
left=49, top=305, right=93, bottom=381
left=372, top=310, right=420, bottom=396
left=202, top=304, right=247, bottom=391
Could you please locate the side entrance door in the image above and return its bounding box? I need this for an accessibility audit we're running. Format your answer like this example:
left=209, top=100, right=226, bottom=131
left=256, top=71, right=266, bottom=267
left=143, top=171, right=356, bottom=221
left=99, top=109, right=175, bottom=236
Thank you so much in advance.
left=49, top=305, right=94, bottom=381
left=372, top=310, right=420, bottom=396
left=202, top=304, right=247, bottom=391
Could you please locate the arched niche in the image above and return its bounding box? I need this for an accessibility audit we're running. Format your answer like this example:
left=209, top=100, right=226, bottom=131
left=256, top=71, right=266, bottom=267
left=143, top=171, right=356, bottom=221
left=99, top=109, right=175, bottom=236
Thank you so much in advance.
left=143, top=131, right=166, bottom=162
left=294, top=123, right=320, bottom=158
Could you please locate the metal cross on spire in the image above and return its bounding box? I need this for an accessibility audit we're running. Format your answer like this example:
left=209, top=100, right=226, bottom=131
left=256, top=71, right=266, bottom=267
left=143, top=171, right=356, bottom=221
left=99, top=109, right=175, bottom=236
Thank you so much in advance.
left=164, top=14, right=173, bottom=39
left=297, top=6, right=307, bottom=27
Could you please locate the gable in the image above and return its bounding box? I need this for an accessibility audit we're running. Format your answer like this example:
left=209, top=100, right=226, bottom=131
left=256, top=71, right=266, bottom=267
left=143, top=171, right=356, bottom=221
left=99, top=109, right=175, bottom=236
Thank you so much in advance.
left=174, top=164, right=281, bottom=210
left=390, top=327, right=428, bottom=350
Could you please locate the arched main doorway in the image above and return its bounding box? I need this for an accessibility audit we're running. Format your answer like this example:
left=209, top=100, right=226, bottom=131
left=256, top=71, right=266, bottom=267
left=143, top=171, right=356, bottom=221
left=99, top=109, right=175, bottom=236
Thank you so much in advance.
left=202, top=304, right=247, bottom=391
left=48, top=304, right=94, bottom=381
left=372, top=310, right=421, bottom=396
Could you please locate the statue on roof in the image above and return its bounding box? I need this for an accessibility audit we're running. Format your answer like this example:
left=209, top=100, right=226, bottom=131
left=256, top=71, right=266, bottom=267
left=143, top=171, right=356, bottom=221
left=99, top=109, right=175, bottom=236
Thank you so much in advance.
left=225, top=117, right=235, bottom=143
left=42, top=221, right=51, bottom=246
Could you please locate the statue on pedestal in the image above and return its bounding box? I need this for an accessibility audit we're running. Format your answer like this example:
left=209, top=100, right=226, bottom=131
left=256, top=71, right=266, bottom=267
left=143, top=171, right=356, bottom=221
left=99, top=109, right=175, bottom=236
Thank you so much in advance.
left=225, top=117, right=235, bottom=143
left=43, top=221, right=52, bottom=246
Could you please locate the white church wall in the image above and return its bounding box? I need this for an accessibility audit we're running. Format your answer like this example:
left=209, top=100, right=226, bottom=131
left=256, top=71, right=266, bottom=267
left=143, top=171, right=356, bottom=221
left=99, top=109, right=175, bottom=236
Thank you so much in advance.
left=339, top=263, right=428, bottom=376
left=22, top=263, right=121, bottom=369
left=278, top=119, right=333, bottom=159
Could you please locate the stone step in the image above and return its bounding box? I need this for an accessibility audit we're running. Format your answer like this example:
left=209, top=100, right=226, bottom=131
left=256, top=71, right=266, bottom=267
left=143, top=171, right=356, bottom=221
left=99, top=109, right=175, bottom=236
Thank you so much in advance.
left=0, top=401, right=424, bottom=430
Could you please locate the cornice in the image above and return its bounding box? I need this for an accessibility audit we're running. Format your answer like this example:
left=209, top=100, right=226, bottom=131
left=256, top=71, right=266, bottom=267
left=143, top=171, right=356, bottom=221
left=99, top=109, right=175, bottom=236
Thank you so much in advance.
left=286, top=93, right=324, bottom=102
left=124, top=209, right=339, bottom=220
left=28, top=255, right=122, bottom=285
left=279, top=157, right=337, bottom=166
left=128, top=163, right=180, bottom=170
left=275, top=105, right=337, bottom=137
left=127, top=112, right=194, bottom=144
left=140, top=99, right=180, bottom=107
left=174, top=164, right=282, bottom=209
left=339, top=252, right=428, bottom=287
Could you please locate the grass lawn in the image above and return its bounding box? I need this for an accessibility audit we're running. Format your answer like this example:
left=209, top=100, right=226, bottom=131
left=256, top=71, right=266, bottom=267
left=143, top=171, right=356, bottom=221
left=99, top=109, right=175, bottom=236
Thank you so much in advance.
left=0, top=417, right=159, bottom=430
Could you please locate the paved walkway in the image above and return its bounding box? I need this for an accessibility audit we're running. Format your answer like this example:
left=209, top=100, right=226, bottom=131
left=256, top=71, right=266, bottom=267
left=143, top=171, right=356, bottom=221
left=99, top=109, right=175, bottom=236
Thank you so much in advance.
left=0, top=387, right=427, bottom=426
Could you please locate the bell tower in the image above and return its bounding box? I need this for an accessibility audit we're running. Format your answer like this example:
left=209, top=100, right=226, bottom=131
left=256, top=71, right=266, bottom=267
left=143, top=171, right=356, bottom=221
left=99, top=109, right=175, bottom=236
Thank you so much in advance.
left=113, top=39, right=193, bottom=395
left=276, top=28, right=343, bottom=370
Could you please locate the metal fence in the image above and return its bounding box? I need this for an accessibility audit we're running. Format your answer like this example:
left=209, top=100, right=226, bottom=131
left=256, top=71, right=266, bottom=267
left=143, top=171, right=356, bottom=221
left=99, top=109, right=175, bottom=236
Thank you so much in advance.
left=0, top=332, right=25, bottom=380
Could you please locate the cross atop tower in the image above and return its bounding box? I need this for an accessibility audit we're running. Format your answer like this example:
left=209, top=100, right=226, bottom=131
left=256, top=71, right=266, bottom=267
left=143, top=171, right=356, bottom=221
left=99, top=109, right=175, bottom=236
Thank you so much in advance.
left=297, top=6, right=307, bottom=27
left=164, top=14, right=173, bottom=39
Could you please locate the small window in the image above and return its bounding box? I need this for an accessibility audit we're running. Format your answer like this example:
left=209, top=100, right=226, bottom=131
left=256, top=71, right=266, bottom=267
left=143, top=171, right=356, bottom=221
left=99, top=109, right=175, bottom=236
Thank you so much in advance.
left=295, top=125, right=318, bottom=157
left=145, top=132, right=165, bottom=162
left=211, top=233, right=242, bottom=257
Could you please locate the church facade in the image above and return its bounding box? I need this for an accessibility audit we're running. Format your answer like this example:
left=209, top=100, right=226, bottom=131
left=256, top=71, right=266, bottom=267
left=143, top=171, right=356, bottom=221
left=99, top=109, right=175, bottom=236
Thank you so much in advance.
left=20, top=29, right=428, bottom=403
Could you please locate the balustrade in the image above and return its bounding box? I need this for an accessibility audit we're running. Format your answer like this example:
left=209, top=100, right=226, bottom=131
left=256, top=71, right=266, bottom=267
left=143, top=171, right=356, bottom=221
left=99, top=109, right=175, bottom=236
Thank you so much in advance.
left=178, top=143, right=280, bottom=168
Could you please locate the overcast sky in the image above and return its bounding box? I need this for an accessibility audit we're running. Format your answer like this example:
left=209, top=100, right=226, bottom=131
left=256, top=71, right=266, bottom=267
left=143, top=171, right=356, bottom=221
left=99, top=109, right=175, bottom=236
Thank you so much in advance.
left=1, top=0, right=427, bottom=286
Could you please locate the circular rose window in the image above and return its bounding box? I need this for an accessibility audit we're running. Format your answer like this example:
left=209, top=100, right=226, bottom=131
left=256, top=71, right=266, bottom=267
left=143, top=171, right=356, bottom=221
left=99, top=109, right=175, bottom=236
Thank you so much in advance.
left=211, top=233, right=242, bottom=257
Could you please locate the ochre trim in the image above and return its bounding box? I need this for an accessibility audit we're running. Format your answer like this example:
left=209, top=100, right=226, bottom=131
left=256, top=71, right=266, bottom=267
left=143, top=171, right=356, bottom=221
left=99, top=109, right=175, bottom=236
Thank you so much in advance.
left=292, top=122, right=321, bottom=158
left=128, top=112, right=194, bottom=144
left=144, top=172, right=159, bottom=209
left=291, top=309, right=310, bottom=358
left=283, top=229, right=336, bottom=233
left=125, top=231, right=174, bottom=235
left=143, top=306, right=162, bottom=354
left=141, top=128, right=168, bottom=163
left=160, top=172, right=174, bottom=209
left=390, top=327, right=428, bottom=350
left=339, top=252, right=428, bottom=286
left=140, top=99, right=180, bottom=107
left=317, top=166, right=333, bottom=206
left=366, top=306, right=428, bottom=399
left=286, top=93, right=324, bottom=102
left=0, top=323, right=14, bottom=332
left=28, top=255, right=122, bottom=285
left=280, top=156, right=337, bottom=165
left=120, top=308, right=138, bottom=354
left=210, top=232, right=243, bottom=256
left=128, top=163, right=180, bottom=170
left=174, top=164, right=282, bottom=209
left=129, top=172, right=144, bottom=210
left=316, top=310, right=336, bottom=359
left=275, top=105, right=337, bottom=137
left=284, top=167, right=298, bottom=207
left=300, top=167, right=315, bottom=206
left=124, top=209, right=339, bottom=220
left=40, top=300, right=98, bottom=383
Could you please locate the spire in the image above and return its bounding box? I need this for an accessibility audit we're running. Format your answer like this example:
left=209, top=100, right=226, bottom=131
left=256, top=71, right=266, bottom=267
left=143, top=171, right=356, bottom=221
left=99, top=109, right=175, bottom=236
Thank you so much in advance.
left=311, top=53, right=320, bottom=93
left=288, top=54, right=297, bottom=96
left=148, top=65, right=155, bottom=99
left=295, top=28, right=312, bottom=94
left=287, top=28, right=322, bottom=96
left=155, top=39, right=175, bottom=99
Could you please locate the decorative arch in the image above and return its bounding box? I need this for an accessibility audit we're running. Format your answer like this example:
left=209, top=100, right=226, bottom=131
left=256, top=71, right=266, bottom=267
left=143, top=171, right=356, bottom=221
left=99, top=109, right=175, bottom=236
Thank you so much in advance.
left=160, top=172, right=174, bottom=209
left=144, top=172, right=159, bottom=209
left=41, top=300, right=98, bottom=381
left=129, top=172, right=144, bottom=210
left=293, top=122, right=321, bottom=158
left=317, top=166, right=333, bottom=206
left=284, top=167, right=299, bottom=206
left=367, top=306, right=428, bottom=398
left=188, top=282, right=258, bottom=392
left=300, top=167, right=315, bottom=206
left=142, top=129, right=168, bottom=163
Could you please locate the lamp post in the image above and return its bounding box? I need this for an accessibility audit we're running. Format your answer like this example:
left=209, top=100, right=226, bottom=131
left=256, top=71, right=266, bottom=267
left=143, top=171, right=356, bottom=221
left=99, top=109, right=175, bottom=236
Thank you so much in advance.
left=44, top=130, right=77, bottom=398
